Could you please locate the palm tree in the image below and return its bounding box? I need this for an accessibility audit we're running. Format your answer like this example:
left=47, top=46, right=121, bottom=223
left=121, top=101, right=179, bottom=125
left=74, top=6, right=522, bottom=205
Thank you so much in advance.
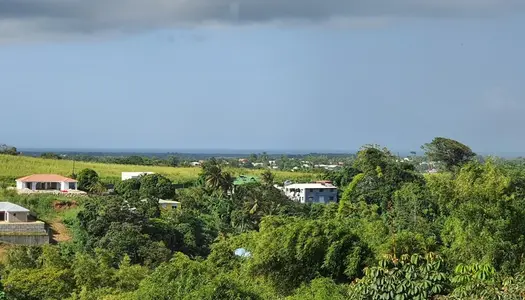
left=220, top=172, right=234, bottom=195
left=261, top=170, right=274, bottom=186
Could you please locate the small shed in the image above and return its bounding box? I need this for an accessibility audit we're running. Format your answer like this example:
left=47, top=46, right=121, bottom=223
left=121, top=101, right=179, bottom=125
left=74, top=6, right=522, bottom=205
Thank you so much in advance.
left=0, top=202, right=30, bottom=222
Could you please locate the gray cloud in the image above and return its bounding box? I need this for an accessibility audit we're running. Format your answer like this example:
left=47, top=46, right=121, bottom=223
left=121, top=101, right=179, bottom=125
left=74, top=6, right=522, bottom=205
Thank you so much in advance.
left=0, top=0, right=524, bottom=42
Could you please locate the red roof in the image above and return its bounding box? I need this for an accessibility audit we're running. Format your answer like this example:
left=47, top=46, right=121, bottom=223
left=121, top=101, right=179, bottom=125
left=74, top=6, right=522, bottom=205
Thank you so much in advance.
left=16, top=174, right=77, bottom=183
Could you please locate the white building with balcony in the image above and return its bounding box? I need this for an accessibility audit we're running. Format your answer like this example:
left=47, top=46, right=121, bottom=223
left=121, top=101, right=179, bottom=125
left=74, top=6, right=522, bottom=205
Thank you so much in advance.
left=283, top=182, right=338, bottom=204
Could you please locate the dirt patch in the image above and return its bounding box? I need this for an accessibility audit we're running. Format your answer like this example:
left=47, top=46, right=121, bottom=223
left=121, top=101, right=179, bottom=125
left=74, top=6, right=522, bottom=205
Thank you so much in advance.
left=53, top=200, right=78, bottom=211
left=49, top=220, right=72, bottom=243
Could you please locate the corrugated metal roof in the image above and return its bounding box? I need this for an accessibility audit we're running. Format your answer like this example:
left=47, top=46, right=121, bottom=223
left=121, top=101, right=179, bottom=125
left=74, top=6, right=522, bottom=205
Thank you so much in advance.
left=0, top=202, right=30, bottom=212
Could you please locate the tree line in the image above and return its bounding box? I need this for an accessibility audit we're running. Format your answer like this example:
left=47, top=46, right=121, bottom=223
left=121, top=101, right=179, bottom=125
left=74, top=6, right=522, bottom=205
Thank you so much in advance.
left=4, top=137, right=525, bottom=299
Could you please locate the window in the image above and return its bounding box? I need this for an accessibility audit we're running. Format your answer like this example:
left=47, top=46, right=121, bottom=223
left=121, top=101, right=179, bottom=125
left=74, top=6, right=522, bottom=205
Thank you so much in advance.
left=329, top=196, right=334, bottom=201
left=319, top=189, right=324, bottom=192
left=308, top=197, right=314, bottom=202
left=69, top=182, right=76, bottom=189
left=309, top=189, right=314, bottom=192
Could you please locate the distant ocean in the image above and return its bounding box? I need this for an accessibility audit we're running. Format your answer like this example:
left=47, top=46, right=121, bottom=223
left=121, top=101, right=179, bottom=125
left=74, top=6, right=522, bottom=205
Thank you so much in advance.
left=18, top=148, right=358, bottom=155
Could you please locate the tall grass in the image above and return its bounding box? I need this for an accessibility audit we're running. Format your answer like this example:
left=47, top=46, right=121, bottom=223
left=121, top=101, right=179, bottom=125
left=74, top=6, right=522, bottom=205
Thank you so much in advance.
left=0, top=154, right=319, bottom=186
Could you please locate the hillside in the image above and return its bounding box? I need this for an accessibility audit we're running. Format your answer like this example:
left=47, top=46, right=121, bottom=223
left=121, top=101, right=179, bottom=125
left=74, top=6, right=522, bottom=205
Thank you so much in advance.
left=0, top=154, right=319, bottom=186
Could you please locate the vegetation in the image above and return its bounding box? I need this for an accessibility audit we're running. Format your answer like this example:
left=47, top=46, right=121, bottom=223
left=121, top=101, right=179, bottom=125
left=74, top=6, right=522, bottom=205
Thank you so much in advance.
left=0, top=154, right=318, bottom=187
left=4, top=138, right=525, bottom=299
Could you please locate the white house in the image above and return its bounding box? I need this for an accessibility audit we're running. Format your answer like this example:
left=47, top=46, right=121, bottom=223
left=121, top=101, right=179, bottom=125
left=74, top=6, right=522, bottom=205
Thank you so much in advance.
left=140, top=199, right=180, bottom=210
left=121, top=172, right=154, bottom=181
left=16, top=174, right=78, bottom=191
left=0, top=202, right=30, bottom=222
left=283, top=182, right=338, bottom=204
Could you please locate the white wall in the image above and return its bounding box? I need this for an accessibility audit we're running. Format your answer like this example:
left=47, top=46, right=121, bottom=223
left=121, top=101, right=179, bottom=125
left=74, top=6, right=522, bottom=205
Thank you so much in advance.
left=122, top=172, right=154, bottom=181
left=7, top=212, right=28, bottom=222
left=15, top=181, right=23, bottom=190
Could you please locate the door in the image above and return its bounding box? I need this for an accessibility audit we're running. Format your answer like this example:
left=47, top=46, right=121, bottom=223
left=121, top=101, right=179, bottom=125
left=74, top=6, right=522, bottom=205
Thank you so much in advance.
left=318, top=196, right=325, bottom=204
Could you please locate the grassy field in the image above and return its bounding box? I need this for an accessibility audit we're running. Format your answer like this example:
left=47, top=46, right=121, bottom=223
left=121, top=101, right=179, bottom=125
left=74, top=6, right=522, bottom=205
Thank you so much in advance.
left=0, top=154, right=320, bottom=186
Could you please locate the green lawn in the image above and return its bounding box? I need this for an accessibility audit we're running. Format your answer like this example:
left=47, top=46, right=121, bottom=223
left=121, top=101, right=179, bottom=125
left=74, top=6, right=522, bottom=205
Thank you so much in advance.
left=0, top=154, right=319, bottom=186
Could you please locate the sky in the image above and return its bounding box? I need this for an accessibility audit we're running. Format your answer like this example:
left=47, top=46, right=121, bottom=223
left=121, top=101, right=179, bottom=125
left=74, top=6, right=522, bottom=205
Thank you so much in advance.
left=1, top=0, right=525, bottom=154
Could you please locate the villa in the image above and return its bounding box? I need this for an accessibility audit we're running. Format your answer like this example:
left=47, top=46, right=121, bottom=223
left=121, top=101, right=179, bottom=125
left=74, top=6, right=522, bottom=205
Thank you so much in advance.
left=16, top=174, right=78, bottom=192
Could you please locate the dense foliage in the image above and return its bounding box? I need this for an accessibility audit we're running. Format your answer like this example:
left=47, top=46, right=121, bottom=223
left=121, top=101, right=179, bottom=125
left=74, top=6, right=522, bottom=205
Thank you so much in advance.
left=3, top=138, right=525, bottom=299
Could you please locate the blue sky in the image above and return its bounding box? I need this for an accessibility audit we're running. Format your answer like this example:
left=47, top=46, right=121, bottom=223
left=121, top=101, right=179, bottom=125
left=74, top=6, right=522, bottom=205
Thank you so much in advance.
left=1, top=1, right=524, bottom=154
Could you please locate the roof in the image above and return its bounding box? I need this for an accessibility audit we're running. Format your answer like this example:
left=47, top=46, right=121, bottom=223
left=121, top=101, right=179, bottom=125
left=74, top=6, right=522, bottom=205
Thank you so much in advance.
left=16, top=174, right=77, bottom=183
left=233, top=175, right=259, bottom=185
left=140, top=199, right=180, bottom=206
left=159, top=200, right=180, bottom=205
left=285, top=183, right=337, bottom=189
left=0, top=202, right=30, bottom=212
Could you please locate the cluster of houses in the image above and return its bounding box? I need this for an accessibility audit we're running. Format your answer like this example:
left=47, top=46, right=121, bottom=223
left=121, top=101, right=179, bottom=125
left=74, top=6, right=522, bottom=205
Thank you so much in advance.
left=12, top=171, right=340, bottom=206
left=0, top=170, right=341, bottom=246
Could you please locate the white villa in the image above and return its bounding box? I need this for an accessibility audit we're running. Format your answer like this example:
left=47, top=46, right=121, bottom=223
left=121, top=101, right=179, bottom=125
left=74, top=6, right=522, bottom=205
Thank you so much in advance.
left=16, top=174, right=78, bottom=192
left=282, top=182, right=338, bottom=204
left=121, top=172, right=154, bottom=181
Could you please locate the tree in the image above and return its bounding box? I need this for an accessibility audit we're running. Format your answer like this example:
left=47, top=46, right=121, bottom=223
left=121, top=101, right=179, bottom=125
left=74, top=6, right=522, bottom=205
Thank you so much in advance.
left=200, top=158, right=233, bottom=195
left=260, top=170, right=274, bottom=186
left=40, top=152, right=62, bottom=159
left=139, top=174, right=176, bottom=200
left=115, top=178, right=141, bottom=199
left=77, top=169, right=100, bottom=192
left=422, top=137, right=476, bottom=171
left=248, top=216, right=372, bottom=294
left=287, top=278, right=349, bottom=300
left=166, top=155, right=180, bottom=167
left=0, top=144, right=19, bottom=155
left=348, top=253, right=447, bottom=299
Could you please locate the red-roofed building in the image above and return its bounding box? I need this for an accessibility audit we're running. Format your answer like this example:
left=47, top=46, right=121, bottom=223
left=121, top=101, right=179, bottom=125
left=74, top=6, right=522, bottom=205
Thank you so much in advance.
left=16, top=174, right=78, bottom=191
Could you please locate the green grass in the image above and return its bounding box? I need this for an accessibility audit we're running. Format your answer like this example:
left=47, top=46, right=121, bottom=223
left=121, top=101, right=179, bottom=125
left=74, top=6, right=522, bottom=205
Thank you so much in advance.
left=0, top=154, right=318, bottom=186
left=0, top=189, right=84, bottom=222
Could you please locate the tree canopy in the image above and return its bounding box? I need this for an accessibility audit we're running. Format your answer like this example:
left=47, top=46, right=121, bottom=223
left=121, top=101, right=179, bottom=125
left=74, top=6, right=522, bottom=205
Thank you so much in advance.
left=6, top=139, right=525, bottom=299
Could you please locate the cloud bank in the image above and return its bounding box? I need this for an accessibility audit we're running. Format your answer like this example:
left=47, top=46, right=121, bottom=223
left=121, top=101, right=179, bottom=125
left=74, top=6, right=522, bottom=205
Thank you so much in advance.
left=0, top=0, right=524, bottom=42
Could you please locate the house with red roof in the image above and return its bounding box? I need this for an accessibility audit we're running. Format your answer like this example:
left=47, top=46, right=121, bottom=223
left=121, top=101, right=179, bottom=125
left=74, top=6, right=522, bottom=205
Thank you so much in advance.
left=15, top=174, right=78, bottom=192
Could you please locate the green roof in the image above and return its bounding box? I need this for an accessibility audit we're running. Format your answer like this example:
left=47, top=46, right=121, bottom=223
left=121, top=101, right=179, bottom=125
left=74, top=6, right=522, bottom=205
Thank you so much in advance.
left=233, top=175, right=259, bottom=185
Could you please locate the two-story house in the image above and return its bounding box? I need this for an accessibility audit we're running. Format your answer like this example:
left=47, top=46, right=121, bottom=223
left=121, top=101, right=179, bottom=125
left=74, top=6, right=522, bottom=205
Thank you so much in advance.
left=283, top=182, right=338, bottom=204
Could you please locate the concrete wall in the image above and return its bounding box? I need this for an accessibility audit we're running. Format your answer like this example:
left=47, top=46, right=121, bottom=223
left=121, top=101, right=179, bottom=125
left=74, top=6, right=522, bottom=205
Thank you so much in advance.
left=0, top=222, right=46, bottom=233
left=7, top=212, right=28, bottom=223
left=15, top=180, right=23, bottom=189
left=0, top=235, right=49, bottom=245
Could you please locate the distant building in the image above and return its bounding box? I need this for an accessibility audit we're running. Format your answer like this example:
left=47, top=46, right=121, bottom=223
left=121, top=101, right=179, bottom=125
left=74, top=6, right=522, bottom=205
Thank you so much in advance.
left=190, top=162, right=201, bottom=167
left=141, top=199, right=180, bottom=210
left=253, top=162, right=264, bottom=168
left=314, top=164, right=339, bottom=171
left=233, top=175, right=259, bottom=186
left=159, top=199, right=180, bottom=210
left=121, top=172, right=154, bottom=181
left=16, top=174, right=78, bottom=192
left=283, top=182, right=338, bottom=204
